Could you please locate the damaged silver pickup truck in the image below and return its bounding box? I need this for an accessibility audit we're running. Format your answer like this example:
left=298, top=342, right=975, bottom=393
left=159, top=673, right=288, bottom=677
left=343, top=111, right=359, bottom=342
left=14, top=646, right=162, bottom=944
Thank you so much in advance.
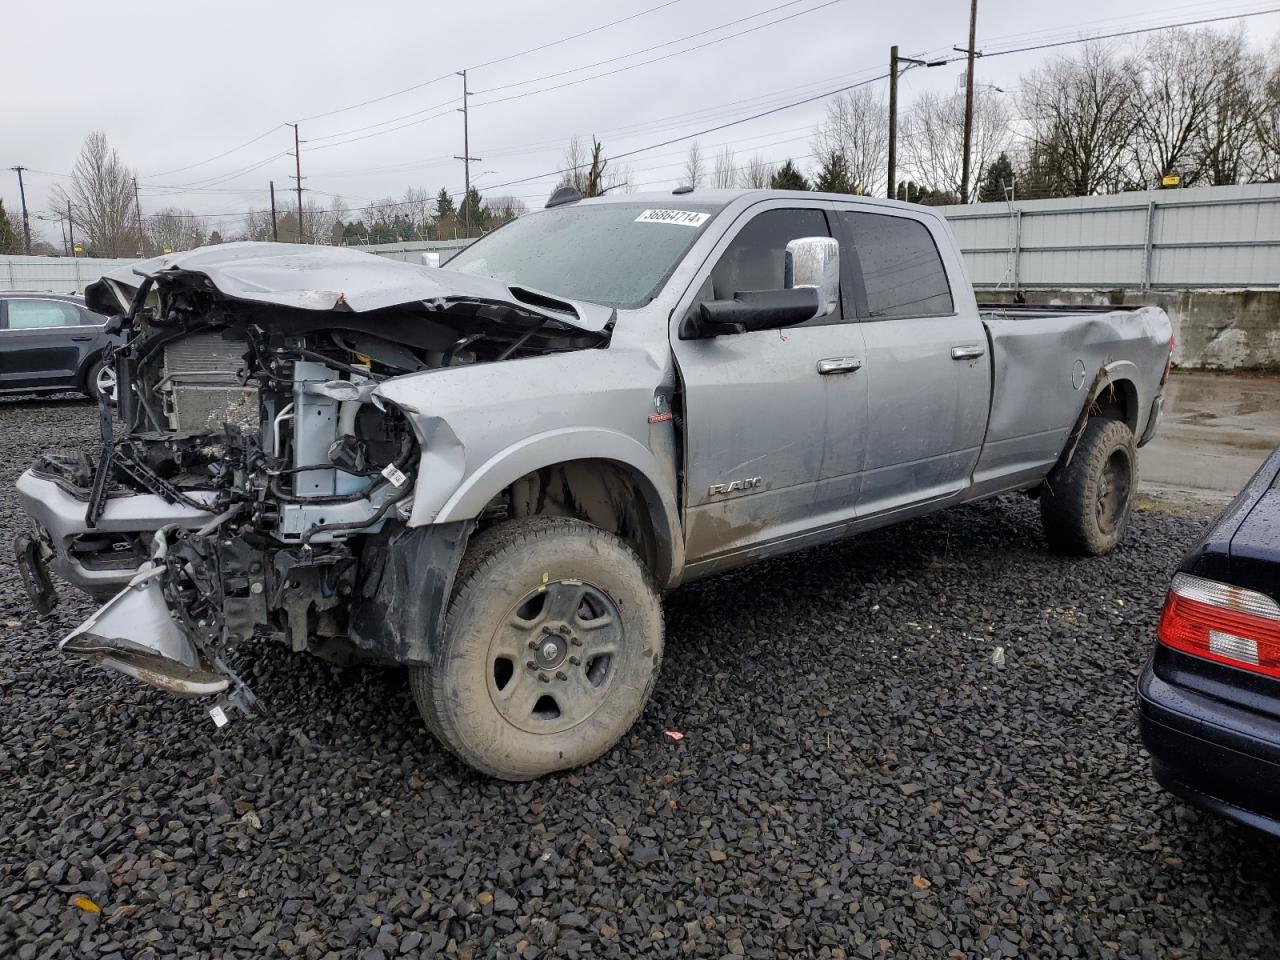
left=14, top=188, right=1174, bottom=779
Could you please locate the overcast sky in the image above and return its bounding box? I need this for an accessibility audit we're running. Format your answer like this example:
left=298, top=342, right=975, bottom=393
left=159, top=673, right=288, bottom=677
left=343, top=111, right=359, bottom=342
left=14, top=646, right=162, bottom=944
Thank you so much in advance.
left=3, top=0, right=1278, bottom=242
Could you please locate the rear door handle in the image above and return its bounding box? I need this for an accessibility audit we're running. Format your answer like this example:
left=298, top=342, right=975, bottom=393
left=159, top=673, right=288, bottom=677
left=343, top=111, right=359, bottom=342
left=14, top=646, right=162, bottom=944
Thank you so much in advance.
left=817, top=357, right=863, bottom=375
left=951, top=344, right=985, bottom=360
left=71, top=335, right=93, bottom=342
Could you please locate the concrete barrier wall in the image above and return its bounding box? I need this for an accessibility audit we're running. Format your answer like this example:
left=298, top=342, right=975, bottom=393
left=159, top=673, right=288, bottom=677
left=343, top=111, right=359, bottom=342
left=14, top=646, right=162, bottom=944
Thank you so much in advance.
left=979, top=288, right=1280, bottom=371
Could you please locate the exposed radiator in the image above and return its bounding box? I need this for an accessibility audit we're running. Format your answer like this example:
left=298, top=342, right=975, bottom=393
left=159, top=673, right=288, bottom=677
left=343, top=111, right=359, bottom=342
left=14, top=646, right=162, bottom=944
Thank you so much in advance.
left=161, top=333, right=258, bottom=432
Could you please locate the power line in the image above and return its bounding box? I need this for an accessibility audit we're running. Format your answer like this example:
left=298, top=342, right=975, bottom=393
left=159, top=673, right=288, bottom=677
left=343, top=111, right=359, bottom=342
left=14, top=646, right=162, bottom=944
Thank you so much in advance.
left=293, top=71, right=456, bottom=124
left=974, top=5, right=1280, bottom=58
left=468, top=0, right=686, bottom=70
left=304, top=96, right=460, bottom=143
left=142, top=125, right=286, bottom=179
left=305, top=108, right=460, bottom=152
left=472, top=0, right=846, bottom=108
left=478, top=70, right=890, bottom=193
left=474, top=0, right=820, bottom=94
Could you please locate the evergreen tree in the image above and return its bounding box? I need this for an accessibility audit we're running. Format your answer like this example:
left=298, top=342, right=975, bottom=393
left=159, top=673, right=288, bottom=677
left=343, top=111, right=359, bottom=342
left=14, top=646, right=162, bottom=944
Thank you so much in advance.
left=208, top=230, right=223, bottom=245
left=435, top=188, right=455, bottom=217
left=0, top=199, right=20, bottom=254
left=977, top=153, right=1016, bottom=203
left=769, top=159, right=809, bottom=191
left=459, top=185, right=486, bottom=233
left=812, top=153, right=855, bottom=195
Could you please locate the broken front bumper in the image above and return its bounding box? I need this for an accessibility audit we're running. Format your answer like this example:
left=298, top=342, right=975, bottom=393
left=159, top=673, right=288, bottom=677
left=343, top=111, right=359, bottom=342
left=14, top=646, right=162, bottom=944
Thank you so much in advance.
left=15, top=469, right=215, bottom=597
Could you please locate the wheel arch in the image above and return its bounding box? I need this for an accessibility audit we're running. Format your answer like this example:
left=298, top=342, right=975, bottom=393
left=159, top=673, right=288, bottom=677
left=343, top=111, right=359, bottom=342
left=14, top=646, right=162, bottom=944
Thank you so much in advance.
left=1055, top=362, right=1142, bottom=474
left=430, top=429, right=684, bottom=588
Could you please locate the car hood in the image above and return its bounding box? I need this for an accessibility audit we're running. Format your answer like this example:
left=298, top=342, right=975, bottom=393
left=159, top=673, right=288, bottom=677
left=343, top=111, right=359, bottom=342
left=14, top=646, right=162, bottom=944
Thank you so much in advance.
left=84, top=242, right=614, bottom=333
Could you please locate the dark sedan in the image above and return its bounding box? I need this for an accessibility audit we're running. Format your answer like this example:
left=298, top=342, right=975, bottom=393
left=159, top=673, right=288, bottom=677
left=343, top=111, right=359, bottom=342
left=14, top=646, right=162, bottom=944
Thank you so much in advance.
left=1140, top=443, right=1280, bottom=837
left=0, top=292, right=119, bottom=400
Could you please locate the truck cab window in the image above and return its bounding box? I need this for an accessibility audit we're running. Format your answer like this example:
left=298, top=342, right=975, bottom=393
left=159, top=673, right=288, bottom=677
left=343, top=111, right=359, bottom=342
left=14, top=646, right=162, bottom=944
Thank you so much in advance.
left=710, top=208, right=831, bottom=300
left=841, top=212, right=953, bottom=317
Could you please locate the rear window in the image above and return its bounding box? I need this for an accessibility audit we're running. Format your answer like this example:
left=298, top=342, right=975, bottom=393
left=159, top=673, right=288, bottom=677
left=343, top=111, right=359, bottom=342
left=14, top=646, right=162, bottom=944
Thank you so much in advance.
left=840, top=212, right=954, bottom=318
left=6, top=299, right=82, bottom=329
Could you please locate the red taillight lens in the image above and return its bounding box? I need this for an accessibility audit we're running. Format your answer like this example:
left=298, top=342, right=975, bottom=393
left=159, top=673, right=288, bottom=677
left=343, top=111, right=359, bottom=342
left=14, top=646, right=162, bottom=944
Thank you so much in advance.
left=1160, top=334, right=1175, bottom=386
left=1157, top=573, right=1280, bottom=678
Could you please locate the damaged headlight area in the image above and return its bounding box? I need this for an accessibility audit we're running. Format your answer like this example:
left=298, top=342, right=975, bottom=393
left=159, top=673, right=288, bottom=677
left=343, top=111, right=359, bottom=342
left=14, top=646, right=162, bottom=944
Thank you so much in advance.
left=43, top=259, right=607, bottom=724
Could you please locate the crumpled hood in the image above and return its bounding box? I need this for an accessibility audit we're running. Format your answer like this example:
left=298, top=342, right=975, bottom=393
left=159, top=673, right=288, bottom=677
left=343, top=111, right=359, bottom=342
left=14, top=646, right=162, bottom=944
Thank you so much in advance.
left=85, top=241, right=614, bottom=333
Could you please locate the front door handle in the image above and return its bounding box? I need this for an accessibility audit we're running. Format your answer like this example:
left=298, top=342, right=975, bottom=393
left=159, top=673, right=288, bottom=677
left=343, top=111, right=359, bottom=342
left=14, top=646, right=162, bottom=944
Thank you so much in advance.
left=71, top=335, right=93, bottom=342
left=951, top=344, right=985, bottom=360
left=817, top=357, right=863, bottom=375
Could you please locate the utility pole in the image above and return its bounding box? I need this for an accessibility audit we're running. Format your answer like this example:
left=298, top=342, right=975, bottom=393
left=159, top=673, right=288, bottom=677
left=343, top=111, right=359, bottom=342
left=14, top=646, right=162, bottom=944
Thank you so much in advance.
left=959, top=0, right=979, bottom=204
left=289, top=123, right=304, bottom=243
left=887, top=47, right=899, bottom=201
left=269, top=180, right=279, bottom=242
left=67, top=199, right=76, bottom=256
left=133, top=176, right=145, bottom=256
left=454, top=70, right=482, bottom=237
left=9, top=166, right=31, bottom=254
left=886, top=48, right=946, bottom=201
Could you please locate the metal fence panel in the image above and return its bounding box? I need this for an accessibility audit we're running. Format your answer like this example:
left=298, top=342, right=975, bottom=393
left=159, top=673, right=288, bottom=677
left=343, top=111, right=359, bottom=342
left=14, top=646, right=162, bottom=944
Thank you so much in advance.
left=937, top=183, right=1280, bottom=289
left=0, top=241, right=477, bottom=294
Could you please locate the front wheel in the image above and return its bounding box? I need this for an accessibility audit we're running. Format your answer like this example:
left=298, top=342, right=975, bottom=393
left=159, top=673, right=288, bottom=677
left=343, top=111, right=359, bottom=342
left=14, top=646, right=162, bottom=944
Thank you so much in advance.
left=1040, top=417, right=1136, bottom=555
left=411, top=517, right=664, bottom=780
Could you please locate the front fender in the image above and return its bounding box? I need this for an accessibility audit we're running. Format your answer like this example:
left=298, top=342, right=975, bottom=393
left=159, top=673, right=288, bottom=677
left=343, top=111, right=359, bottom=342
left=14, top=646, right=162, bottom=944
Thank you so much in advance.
left=430, top=427, right=684, bottom=587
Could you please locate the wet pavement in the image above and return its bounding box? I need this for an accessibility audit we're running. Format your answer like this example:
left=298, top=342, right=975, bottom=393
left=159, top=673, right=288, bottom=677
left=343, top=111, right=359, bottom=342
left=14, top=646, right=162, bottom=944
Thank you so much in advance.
left=1140, top=372, right=1280, bottom=508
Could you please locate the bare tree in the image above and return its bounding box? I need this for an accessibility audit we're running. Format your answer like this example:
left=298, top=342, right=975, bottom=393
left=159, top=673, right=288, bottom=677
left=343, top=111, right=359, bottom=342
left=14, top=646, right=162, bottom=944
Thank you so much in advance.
left=400, top=187, right=434, bottom=237
left=556, top=136, right=625, bottom=196
left=557, top=135, right=592, bottom=193
left=1018, top=44, right=1137, bottom=196
left=1253, top=39, right=1280, bottom=181
left=1194, top=32, right=1266, bottom=185
left=738, top=154, right=773, bottom=188
left=901, top=87, right=1010, bottom=201
left=146, top=207, right=208, bottom=253
left=711, top=146, right=736, bottom=188
left=682, top=141, right=705, bottom=188
left=486, top=195, right=529, bottom=224
left=1131, top=29, right=1231, bottom=185
left=238, top=207, right=276, bottom=242
left=52, top=131, right=138, bottom=256
left=811, top=87, right=889, bottom=196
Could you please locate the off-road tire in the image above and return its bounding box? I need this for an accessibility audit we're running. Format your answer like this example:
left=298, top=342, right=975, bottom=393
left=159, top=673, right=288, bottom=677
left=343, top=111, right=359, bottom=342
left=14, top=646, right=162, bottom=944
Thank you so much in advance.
left=1040, top=417, right=1136, bottom=556
left=410, top=517, right=664, bottom=780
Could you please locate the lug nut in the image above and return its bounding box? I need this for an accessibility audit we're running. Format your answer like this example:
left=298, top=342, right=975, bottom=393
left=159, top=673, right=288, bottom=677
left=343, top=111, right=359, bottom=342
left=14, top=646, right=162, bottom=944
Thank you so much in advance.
left=568, top=656, right=581, bottom=666
left=555, top=671, right=567, bottom=681
left=538, top=674, right=551, bottom=683
left=526, top=661, right=537, bottom=671
left=527, top=640, right=537, bottom=649
left=570, top=637, right=582, bottom=647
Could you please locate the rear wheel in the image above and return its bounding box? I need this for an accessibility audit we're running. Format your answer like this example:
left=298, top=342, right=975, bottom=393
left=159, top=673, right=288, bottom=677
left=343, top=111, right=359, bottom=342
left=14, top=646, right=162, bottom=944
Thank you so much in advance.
left=1040, top=417, right=1136, bottom=555
left=411, top=517, right=664, bottom=780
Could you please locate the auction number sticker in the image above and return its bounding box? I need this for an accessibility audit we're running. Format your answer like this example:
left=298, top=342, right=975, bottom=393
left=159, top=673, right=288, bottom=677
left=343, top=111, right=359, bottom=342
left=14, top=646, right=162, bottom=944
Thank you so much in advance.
left=634, top=209, right=710, bottom=227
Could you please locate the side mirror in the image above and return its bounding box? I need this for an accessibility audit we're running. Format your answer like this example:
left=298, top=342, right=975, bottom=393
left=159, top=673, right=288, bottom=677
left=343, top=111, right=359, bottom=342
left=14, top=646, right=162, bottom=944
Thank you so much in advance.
left=679, top=236, right=840, bottom=339
left=422, top=251, right=442, bottom=268
left=784, top=236, right=839, bottom=319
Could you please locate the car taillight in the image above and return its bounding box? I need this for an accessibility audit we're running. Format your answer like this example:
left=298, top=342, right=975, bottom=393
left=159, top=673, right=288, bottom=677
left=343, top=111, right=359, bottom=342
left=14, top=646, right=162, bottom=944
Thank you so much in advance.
left=1157, top=572, right=1280, bottom=678
left=1160, top=334, right=1175, bottom=386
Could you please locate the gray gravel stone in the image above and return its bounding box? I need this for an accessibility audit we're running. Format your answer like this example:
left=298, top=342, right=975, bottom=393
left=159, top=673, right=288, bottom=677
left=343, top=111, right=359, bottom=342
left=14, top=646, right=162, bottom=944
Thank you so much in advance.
left=1, top=397, right=1277, bottom=959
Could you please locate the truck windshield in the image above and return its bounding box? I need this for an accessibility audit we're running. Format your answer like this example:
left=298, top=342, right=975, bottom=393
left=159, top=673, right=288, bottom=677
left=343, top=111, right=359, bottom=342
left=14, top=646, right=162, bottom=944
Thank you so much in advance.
left=443, top=201, right=722, bottom=308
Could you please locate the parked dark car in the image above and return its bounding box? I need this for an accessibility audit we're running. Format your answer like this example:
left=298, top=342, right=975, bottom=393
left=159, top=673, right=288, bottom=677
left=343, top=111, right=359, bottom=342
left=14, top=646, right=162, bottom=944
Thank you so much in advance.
left=1140, top=443, right=1280, bottom=837
left=0, top=292, right=119, bottom=400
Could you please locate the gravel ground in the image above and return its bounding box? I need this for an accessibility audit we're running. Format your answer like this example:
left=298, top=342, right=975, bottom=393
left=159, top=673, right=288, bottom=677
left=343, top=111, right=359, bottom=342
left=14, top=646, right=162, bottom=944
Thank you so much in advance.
left=2, top=396, right=1278, bottom=960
